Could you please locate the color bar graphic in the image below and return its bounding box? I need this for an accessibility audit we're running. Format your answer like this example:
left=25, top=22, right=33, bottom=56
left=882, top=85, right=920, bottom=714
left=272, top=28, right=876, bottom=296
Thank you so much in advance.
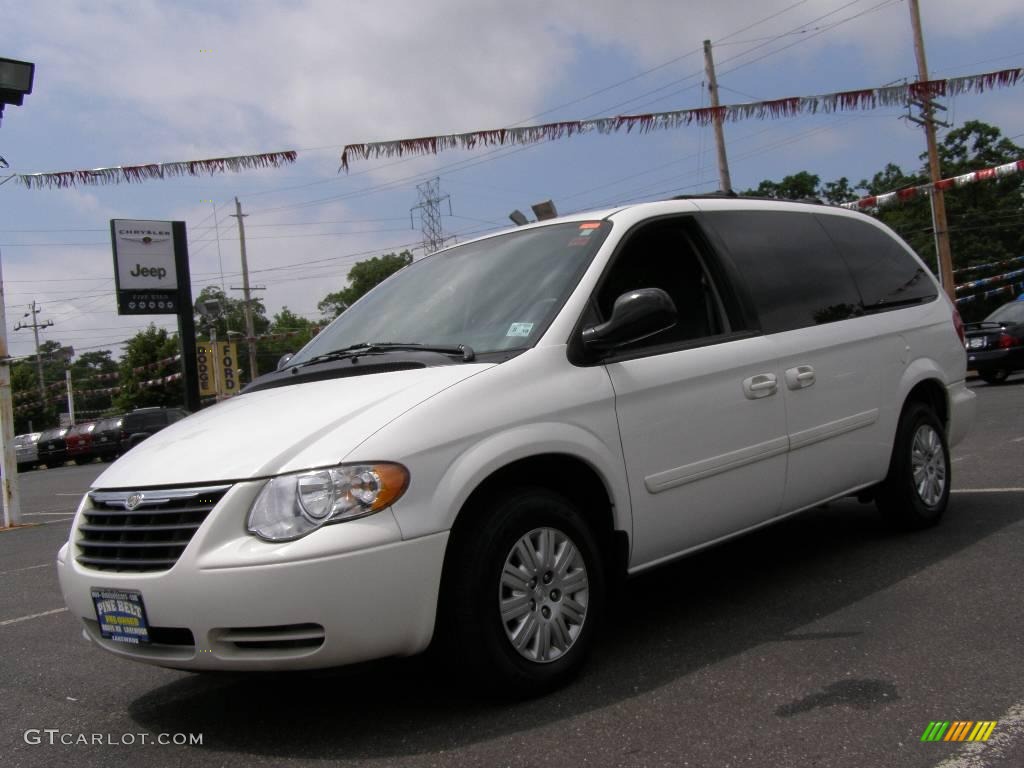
left=921, top=721, right=997, bottom=742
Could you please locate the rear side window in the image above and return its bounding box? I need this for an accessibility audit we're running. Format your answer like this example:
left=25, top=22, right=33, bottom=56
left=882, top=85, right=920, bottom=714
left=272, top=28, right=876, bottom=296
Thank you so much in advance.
left=703, top=211, right=861, bottom=333
left=126, top=412, right=166, bottom=430
left=816, top=214, right=937, bottom=311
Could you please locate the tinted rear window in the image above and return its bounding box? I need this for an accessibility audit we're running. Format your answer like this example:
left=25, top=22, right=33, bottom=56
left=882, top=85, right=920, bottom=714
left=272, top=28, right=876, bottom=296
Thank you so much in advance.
left=816, top=213, right=937, bottom=311
left=703, top=210, right=861, bottom=333
left=125, top=412, right=167, bottom=430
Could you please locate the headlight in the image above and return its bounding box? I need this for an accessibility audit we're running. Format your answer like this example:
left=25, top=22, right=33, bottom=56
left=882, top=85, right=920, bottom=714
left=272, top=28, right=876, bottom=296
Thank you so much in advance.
left=247, top=463, right=409, bottom=542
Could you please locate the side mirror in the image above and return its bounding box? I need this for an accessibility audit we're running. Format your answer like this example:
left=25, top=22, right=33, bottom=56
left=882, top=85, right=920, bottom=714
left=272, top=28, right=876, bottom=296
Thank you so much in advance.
left=581, top=288, right=677, bottom=352
left=276, top=352, right=295, bottom=371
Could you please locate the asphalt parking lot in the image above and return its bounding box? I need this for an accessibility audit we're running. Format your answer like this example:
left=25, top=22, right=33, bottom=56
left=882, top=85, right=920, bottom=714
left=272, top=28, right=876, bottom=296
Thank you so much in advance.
left=2, top=377, right=1022, bottom=768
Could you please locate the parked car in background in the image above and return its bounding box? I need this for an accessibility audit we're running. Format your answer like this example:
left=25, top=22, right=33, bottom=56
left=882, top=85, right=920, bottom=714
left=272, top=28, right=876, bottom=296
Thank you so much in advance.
left=14, top=432, right=41, bottom=472
left=119, top=407, right=189, bottom=453
left=37, top=427, right=69, bottom=468
left=65, top=422, right=99, bottom=465
left=92, top=416, right=123, bottom=462
left=965, top=298, right=1024, bottom=384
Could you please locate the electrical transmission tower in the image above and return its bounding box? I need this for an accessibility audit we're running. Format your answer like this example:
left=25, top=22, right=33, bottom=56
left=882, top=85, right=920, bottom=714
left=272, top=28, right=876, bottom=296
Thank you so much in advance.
left=410, top=177, right=455, bottom=256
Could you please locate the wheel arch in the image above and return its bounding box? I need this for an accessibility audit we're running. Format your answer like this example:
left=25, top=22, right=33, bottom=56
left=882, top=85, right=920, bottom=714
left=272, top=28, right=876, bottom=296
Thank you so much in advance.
left=900, top=368, right=949, bottom=430
left=438, top=450, right=630, bottom=610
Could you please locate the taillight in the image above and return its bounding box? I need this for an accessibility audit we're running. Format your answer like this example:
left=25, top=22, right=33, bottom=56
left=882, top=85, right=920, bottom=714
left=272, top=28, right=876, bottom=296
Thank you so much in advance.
left=997, top=333, right=1020, bottom=349
left=952, top=306, right=965, bottom=346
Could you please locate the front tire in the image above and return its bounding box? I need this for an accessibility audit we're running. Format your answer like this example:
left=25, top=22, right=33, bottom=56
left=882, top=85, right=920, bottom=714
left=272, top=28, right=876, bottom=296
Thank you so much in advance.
left=443, top=488, right=605, bottom=697
left=876, top=401, right=951, bottom=529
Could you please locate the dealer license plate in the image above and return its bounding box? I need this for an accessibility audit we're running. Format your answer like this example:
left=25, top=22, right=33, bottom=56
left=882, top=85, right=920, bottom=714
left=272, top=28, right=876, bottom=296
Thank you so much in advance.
left=968, top=337, right=986, bottom=349
left=91, top=588, right=151, bottom=645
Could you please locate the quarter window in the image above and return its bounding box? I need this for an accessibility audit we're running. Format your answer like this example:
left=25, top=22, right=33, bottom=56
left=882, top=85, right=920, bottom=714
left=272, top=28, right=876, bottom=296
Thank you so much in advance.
left=815, top=213, right=937, bottom=311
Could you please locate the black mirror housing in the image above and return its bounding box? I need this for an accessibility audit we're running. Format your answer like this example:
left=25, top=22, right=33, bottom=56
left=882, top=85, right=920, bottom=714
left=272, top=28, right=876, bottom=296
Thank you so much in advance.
left=581, top=288, right=677, bottom=352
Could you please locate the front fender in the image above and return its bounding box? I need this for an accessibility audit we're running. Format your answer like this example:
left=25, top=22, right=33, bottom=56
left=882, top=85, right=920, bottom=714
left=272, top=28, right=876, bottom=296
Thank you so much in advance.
left=433, top=422, right=631, bottom=535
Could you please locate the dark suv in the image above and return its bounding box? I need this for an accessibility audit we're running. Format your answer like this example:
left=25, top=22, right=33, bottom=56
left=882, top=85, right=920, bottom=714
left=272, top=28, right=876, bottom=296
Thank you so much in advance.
left=37, top=427, right=69, bottom=468
left=120, top=407, right=189, bottom=453
left=92, top=416, right=124, bottom=461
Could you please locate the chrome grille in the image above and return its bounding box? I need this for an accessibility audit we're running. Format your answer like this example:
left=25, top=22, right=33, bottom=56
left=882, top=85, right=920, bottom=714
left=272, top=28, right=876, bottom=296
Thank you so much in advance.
left=76, top=485, right=230, bottom=572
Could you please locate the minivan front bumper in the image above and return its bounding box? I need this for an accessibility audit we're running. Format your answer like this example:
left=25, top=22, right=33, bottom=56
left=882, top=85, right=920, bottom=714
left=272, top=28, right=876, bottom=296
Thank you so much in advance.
left=57, top=482, right=448, bottom=671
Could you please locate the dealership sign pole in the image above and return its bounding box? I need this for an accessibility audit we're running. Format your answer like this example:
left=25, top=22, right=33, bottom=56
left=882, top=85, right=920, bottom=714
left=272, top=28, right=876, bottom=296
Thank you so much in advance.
left=110, top=220, right=200, bottom=412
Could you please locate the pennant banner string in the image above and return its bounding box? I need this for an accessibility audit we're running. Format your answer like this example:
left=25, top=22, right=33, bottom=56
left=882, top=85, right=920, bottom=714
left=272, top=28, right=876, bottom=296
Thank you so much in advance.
left=18, top=151, right=298, bottom=190
left=13, top=68, right=1021, bottom=187
left=840, top=158, right=1024, bottom=212
left=339, top=68, right=1022, bottom=171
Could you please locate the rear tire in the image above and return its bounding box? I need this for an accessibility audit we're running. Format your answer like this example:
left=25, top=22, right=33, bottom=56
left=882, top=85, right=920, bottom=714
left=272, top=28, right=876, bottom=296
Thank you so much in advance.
left=441, top=488, right=605, bottom=698
left=876, top=401, right=950, bottom=530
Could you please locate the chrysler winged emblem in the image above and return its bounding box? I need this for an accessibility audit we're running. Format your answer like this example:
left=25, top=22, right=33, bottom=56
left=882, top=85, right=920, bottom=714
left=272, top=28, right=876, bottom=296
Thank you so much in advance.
left=125, top=493, right=144, bottom=511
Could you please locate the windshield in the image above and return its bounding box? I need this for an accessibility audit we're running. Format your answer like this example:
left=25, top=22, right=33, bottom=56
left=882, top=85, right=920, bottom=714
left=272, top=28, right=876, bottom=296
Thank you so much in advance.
left=289, top=221, right=610, bottom=365
left=985, top=301, right=1024, bottom=324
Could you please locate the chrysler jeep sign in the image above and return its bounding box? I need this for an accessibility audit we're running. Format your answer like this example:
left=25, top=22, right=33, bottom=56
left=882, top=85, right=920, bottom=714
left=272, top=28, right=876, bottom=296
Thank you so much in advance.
left=111, top=219, right=182, bottom=315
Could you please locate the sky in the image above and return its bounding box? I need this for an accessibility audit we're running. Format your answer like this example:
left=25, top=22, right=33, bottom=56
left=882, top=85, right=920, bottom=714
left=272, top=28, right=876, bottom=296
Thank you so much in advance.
left=1, top=0, right=1022, bottom=360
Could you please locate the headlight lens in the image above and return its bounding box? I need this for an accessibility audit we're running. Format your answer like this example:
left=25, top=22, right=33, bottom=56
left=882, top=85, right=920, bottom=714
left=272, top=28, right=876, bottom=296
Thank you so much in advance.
left=247, top=462, right=409, bottom=542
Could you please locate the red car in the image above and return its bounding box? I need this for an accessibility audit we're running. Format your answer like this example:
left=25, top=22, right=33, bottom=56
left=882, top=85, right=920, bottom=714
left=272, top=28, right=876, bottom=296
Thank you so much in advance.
left=64, top=422, right=99, bottom=465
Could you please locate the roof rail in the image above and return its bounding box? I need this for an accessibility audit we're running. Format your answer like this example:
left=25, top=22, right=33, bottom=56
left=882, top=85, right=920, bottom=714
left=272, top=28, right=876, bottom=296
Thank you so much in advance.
left=668, top=192, right=825, bottom=205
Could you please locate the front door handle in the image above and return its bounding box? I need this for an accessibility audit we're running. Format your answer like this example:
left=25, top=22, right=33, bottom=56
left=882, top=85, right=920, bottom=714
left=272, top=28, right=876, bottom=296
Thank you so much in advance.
left=743, top=373, right=778, bottom=399
left=785, top=365, right=816, bottom=390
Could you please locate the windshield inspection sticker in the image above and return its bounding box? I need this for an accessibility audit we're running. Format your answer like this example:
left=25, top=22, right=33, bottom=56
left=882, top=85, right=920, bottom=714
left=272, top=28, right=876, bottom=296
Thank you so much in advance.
left=507, top=322, right=534, bottom=337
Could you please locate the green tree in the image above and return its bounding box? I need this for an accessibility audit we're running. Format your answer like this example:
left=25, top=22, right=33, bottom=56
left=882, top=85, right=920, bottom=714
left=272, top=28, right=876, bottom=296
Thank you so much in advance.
left=11, top=339, right=71, bottom=432
left=114, top=325, right=184, bottom=411
left=318, top=251, right=414, bottom=319
left=69, top=350, right=119, bottom=419
left=193, top=286, right=270, bottom=341
left=745, top=171, right=822, bottom=201
left=257, top=307, right=319, bottom=375
left=745, top=171, right=858, bottom=205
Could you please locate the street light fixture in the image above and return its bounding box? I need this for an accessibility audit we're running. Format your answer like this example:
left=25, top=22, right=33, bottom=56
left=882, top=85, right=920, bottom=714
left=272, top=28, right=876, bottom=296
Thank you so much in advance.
left=531, top=200, right=558, bottom=221
left=0, top=57, right=35, bottom=125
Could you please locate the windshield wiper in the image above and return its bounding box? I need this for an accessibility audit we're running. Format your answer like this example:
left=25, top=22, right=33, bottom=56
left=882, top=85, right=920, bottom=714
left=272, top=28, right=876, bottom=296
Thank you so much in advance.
left=369, top=342, right=476, bottom=361
left=297, top=341, right=475, bottom=368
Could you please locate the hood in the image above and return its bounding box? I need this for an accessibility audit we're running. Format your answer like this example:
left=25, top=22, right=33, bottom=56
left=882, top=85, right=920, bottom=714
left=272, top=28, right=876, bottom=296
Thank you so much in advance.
left=94, top=364, right=494, bottom=489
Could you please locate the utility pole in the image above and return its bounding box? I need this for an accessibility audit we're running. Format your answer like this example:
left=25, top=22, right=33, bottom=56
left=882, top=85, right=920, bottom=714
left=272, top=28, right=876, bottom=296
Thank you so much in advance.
left=65, top=368, right=75, bottom=425
left=14, top=300, right=52, bottom=405
left=410, top=177, right=455, bottom=255
left=908, top=0, right=955, bottom=300
left=0, top=249, right=22, bottom=527
left=703, top=39, right=733, bottom=194
left=230, top=198, right=262, bottom=383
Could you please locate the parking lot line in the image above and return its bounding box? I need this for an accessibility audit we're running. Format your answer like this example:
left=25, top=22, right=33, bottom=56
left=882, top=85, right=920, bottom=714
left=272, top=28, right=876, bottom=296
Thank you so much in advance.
left=0, top=563, right=50, bottom=576
left=0, top=607, right=68, bottom=627
left=951, top=488, right=1024, bottom=493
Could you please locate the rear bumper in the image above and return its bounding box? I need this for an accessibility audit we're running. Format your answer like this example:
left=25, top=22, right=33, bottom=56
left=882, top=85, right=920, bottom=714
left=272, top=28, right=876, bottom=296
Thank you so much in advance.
left=966, top=347, right=1024, bottom=373
left=946, top=380, right=975, bottom=448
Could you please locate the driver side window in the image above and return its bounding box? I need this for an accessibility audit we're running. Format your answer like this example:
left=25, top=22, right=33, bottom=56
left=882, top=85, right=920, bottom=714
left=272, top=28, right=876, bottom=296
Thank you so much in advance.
left=595, top=218, right=728, bottom=353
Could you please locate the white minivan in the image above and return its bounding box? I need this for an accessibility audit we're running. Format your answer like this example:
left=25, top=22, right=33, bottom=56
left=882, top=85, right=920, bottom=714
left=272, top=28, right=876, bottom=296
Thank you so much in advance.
left=58, top=198, right=975, bottom=695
